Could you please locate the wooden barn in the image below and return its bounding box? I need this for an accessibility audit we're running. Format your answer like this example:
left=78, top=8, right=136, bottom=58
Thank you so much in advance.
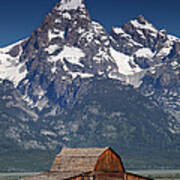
left=22, top=147, right=152, bottom=180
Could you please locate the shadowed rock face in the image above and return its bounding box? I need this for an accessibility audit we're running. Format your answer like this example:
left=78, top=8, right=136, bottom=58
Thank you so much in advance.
left=0, top=0, right=180, bottom=171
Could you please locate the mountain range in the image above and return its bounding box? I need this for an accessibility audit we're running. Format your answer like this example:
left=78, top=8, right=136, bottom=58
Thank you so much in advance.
left=0, top=0, right=180, bottom=171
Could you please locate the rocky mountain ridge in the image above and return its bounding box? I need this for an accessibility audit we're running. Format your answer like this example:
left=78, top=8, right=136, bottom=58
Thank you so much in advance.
left=0, top=0, right=180, bottom=171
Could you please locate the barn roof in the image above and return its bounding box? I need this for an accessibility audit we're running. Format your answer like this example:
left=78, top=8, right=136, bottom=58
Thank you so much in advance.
left=21, top=171, right=88, bottom=180
left=22, top=147, right=152, bottom=180
left=51, top=147, right=109, bottom=173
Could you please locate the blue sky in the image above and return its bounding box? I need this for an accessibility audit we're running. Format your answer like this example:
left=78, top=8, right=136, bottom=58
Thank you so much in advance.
left=0, top=0, right=179, bottom=47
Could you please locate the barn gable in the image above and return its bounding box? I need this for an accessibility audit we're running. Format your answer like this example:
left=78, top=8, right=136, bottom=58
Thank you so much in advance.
left=95, top=147, right=125, bottom=172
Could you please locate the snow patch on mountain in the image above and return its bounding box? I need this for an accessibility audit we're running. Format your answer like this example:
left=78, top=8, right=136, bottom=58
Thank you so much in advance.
left=45, top=44, right=60, bottom=54
left=92, top=21, right=106, bottom=34
left=57, top=0, right=85, bottom=11
left=155, top=36, right=176, bottom=58
left=48, top=29, right=64, bottom=41
left=0, top=39, right=25, bottom=52
left=168, top=35, right=179, bottom=42
left=135, top=48, right=154, bottom=59
left=41, top=130, right=57, bottom=137
left=69, top=72, right=94, bottom=79
left=61, top=46, right=85, bottom=66
left=113, top=27, right=125, bottom=34
left=62, top=12, right=71, bottom=19
left=48, top=45, right=85, bottom=66
left=130, top=19, right=158, bottom=35
left=156, top=46, right=172, bottom=58
left=0, top=40, right=27, bottom=87
left=110, top=47, right=142, bottom=75
left=111, top=27, right=143, bottom=48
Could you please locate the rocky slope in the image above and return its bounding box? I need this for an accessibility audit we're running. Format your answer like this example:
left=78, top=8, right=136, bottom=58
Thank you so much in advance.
left=0, top=0, right=180, bottom=171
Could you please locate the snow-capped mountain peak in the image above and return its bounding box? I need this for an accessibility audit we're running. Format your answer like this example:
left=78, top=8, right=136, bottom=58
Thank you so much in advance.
left=132, top=15, right=158, bottom=33
left=0, top=0, right=180, bottom=168
left=56, top=0, right=85, bottom=11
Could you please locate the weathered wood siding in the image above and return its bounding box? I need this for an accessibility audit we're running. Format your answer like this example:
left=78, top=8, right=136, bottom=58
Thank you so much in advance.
left=70, top=176, right=82, bottom=180
left=69, top=172, right=123, bottom=180
left=124, top=173, right=152, bottom=180
left=95, top=148, right=125, bottom=172
left=69, top=172, right=91, bottom=180
left=95, top=172, right=124, bottom=180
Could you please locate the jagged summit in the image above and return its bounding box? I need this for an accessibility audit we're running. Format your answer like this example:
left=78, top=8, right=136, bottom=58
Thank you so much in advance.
left=136, top=15, right=148, bottom=25
left=52, top=0, right=90, bottom=21
left=56, top=0, right=86, bottom=11
left=129, top=15, right=158, bottom=33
